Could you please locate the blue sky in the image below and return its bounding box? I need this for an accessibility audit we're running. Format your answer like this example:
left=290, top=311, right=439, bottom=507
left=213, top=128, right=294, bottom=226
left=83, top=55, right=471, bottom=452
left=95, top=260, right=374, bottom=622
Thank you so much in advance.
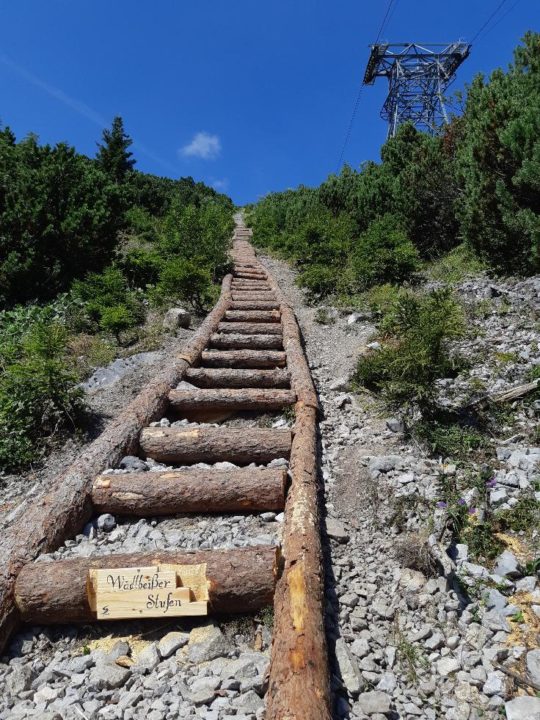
left=0, top=1, right=538, bottom=205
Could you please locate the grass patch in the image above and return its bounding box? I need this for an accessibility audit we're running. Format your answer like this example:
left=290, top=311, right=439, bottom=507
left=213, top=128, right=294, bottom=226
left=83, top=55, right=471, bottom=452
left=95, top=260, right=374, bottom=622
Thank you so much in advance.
left=393, top=614, right=429, bottom=684
left=415, top=419, right=488, bottom=460
left=496, top=496, right=540, bottom=533
left=424, top=244, right=487, bottom=283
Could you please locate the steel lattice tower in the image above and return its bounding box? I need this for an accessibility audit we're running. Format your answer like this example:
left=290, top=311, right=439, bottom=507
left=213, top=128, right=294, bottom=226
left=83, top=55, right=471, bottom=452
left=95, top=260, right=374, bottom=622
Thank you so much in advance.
left=363, top=42, right=471, bottom=138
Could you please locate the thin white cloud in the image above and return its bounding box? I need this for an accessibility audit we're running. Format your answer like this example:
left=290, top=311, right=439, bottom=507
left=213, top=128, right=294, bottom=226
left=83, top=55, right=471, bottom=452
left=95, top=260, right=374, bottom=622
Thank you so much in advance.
left=181, top=131, right=221, bottom=160
left=0, top=53, right=177, bottom=174
left=211, top=177, right=229, bottom=191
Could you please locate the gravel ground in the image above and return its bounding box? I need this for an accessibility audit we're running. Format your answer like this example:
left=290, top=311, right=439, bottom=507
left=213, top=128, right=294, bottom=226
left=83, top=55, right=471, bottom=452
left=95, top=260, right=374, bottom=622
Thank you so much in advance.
left=260, top=255, right=540, bottom=720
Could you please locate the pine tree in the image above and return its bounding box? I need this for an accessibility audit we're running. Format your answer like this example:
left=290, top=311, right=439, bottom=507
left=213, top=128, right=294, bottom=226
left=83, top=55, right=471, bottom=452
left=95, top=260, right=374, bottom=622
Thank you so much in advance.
left=96, top=116, right=135, bottom=183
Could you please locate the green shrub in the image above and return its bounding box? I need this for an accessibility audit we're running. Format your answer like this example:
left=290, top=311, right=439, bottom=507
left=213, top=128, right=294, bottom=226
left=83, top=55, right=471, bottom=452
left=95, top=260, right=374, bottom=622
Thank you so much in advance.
left=354, top=288, right=465, bottom=410
left=348, top=215, right=420, bottom=290
left=99, top=304, right=138, bottom=340
left=118, top=247, right=162, bottom=289
left=71, top=267, right=144, bottom=336
left=0, top=315, right=83, bottom=470
left=154, top=258, right=215, bottom=312
left=297, top=265, right=339, bottom=301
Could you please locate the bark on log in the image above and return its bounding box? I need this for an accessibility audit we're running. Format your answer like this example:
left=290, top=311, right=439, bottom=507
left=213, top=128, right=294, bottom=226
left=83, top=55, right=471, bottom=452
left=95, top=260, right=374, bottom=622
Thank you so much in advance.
left=168, top=388, right=296, bottom=413
left=230, top=301, right=280, bottom=310
left=217, top=322, right=282, bottom=335
left=267, top=404, right=331, bottom=720
left=264, top=275, right=319, bottom=409
left=232, top=280, right=270, bottom=286
left=92, top=467, right=287, bottom=516
left=0, top=275, right=233, bottom=654
left=140, top=426, right=292, bottom=465
left=224, top=310, right=281, bottom=323
left=185, top=368, right=291, bottom=389
left=201, top=350, right=287, bottom=368
left=232, top=293, right=277, bottom=302
left=15, top=546, right=278, bottom=624
left=234, top=272, right=267, bottom=280
left=209, top=333, right=283, bottom=350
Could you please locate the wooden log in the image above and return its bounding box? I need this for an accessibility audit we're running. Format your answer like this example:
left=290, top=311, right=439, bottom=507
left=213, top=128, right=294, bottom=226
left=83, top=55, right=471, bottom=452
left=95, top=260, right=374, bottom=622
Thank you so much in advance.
left=267, top=406, right=331, bottom=720
left=92, top=467, right=288, bottom=516
left=0, top=274, right=234, bottom=654
left=185, top=368, right=291, bottom=389
left=224, top=310, right=281, bottom=323
left=264, top=273, right=319, bottom=409
left=210, top=333, right=283, bottom=350
left=201, top=350, right=287, bottom=368
left=234, top=270, right=267, bottom=278
left=140, top=426, right=292, bottom=464
left=217, top=322, right=282, bottom=335
left=231, top=290, right=276, bottom=300
left=169, top=388, right=296, bottom=412
left=15, top=546, right=278, bottom=624
left=232, top=279, right=269, bottom=285
left=230, top=301, right=279, bottom=310
left=466, top=378, right=540, bottom=410
left=231, top=284, right=271, bottom=292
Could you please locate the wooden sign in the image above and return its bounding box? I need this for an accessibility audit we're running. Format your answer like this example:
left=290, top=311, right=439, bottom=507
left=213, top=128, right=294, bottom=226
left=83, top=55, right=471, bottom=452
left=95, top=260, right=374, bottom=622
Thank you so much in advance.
left=87, top=564, right=209, bottom=620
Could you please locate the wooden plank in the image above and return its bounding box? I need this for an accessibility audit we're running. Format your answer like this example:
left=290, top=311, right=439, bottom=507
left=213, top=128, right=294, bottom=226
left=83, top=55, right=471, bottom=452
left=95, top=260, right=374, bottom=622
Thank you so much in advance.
left=89, top=563, right=209, bottom=620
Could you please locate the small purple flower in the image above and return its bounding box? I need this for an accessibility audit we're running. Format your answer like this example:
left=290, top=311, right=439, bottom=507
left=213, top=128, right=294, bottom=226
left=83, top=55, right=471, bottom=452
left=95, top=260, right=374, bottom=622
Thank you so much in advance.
left=486, top=478, right=497, bottom=488
left=468, top=507, right=477, bottom=515
left=457, top=498, right=467, bottom=506
left=436, top=501, right=447, bottom=508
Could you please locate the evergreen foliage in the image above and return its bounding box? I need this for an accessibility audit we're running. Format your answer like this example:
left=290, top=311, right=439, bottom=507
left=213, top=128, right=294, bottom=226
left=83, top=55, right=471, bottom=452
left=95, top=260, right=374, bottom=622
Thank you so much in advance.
left=0, top=116, right=234, bottom=470
left=248, top=33, right=540, bottom=292
left=456, top=31, right=540, bottom=272
left=96, top=116, right=135, bottom=183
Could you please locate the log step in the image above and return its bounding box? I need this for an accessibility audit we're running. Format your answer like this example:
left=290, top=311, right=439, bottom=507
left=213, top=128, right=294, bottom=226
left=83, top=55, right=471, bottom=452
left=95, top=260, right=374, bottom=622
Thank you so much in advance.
left=224, top=310, right=281, bottom=323
left=201, top=349, right=287, bottom=368
left=230, top=301, right=280, bottom=310
left=169, top=388, right=295, bottom=412
left=92, top=467, right=287, bottom=516
left=185, top=367, right=291, bottom=389
left=232, top=295, right=277, bottom=304
left=15, top=546, right=278, bottom=624
left=232, top=279, right=269, bottom=285
left=209, top=333, right=283, bottom=350
left=217, top=322, right=282, bottom=335
left=231, top=284, right=271, bottom=291
left=140, top=426, right=292, bottom=464
left=234, top=271, right=267, bottom=279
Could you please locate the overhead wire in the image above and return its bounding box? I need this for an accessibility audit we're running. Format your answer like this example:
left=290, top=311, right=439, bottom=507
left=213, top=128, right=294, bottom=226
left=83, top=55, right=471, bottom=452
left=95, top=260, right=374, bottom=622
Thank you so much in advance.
left=476, top=0, right=522, bottom=41
left=470, top=0, right=510, bottom=43
left=335, top=0, right=398, bottom=172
